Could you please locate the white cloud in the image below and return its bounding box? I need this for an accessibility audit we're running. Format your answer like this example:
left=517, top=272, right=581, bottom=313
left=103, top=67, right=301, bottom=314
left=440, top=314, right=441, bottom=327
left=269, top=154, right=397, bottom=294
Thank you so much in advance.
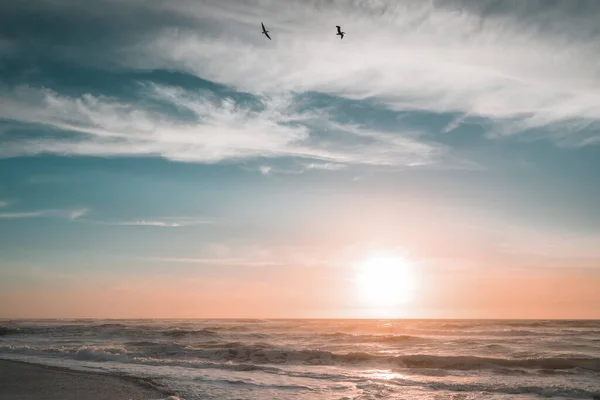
left=84, top=217, right=213, bottom=228
left=67, top=208, right=88, bottom=220
left=304, top=162, right=346, bottom=171
left=140, top=256, right=281, bottom=267
left=0, top=205, right=211, bottom=227
left=258, top=165, right=272, bottom=175
left=0, top=83, right=443, bottom=167
left=129, top=0, right=600, bottom=145
left=252, top=162, right=344, bottom=176
left=3, top=0, right=597, bottom=169
left=0, top=208, right=87, bottom=220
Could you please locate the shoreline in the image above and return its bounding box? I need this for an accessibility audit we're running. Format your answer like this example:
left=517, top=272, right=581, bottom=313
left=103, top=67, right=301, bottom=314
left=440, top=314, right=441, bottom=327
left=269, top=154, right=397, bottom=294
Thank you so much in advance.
left=0, top=359, right=176, bottom=400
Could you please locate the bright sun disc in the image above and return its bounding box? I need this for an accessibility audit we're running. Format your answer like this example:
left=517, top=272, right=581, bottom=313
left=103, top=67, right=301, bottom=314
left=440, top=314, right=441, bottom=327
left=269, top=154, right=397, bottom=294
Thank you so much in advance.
left=356, top=255, right=415, bottom=308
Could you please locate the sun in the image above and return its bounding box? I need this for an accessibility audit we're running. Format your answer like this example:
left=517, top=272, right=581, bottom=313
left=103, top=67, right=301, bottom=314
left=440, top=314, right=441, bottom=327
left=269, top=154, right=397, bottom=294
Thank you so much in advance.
left=356, top=254, right=415, bottom=309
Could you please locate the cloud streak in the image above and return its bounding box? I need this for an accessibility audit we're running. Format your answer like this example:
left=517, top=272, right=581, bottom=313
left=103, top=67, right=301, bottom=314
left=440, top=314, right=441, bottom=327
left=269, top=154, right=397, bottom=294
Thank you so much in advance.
left=0, top=83, right=444, bottom=167
left=0, top=208, right=87, bottom=220
left=140, top=257, right=281, bottom=267
left=82, top=217, right=214, bottom=228
left=0, top=199, right=211, bottom=227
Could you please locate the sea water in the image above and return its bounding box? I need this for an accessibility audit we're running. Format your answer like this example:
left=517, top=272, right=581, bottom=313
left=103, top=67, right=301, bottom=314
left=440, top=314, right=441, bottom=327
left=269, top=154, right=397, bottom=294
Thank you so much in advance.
left=1, top=319, right=599, bottom=399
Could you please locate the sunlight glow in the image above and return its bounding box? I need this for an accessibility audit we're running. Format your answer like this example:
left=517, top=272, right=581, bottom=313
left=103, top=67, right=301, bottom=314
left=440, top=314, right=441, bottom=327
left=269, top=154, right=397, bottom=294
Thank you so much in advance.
left=356, top=254, right=415, bottom=308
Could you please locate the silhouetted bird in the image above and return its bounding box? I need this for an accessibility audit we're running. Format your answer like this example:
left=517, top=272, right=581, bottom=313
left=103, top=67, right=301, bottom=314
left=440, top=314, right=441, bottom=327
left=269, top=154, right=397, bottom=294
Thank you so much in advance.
left=261, top=23, right=272, bottom=40
left=336, top=25, right=345, bottom=39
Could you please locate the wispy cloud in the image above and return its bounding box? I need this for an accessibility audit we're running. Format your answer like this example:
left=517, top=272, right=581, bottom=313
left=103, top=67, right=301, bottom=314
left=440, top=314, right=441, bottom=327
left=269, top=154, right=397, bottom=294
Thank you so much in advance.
left=258, top=165, right=272, bottom=175
left=2, top=0, right=599, bottom=168
left=83, top=217, right=214, bottom=228
left=0, top=200, right=9, bottom=208
left=304, top=162, right=346, bottom=171
left=103, top=221, right=191, bottom=228
left=133, top=0, right=600, bottom=146
left=0, top=208, right=87, bottom=220
left=140, top=256, right=281, bottom=267
left=0, top=84, right=443, bottom=167
left=0, top=204, right=212, bottom=227
left=254, top=161, right=347, bottom=176
left=137, top=242, right=334, bottom=269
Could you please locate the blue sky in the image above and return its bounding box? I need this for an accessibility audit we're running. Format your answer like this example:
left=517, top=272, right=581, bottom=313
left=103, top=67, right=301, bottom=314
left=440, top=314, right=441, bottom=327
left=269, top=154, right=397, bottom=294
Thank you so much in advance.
left=1, top=0, right=600, bottom=318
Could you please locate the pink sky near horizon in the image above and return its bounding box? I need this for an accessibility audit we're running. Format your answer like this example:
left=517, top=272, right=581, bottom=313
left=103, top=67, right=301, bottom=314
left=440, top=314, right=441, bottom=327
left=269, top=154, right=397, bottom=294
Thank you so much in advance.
left=2, top=260, right=599, bottom=319
left=2, top=200, right=600, bottom=319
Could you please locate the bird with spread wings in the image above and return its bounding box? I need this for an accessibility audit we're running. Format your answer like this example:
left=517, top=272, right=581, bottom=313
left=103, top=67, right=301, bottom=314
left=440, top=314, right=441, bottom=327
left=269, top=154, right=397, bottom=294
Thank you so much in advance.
left=261, top=22, right=272, bottom=40
left=336, top=25, right=345, bottom=39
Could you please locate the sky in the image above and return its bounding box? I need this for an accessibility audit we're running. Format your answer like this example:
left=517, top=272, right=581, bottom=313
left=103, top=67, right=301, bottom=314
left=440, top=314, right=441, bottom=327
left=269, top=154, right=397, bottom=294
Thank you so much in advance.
left=1, top=0, right=600, bottom=319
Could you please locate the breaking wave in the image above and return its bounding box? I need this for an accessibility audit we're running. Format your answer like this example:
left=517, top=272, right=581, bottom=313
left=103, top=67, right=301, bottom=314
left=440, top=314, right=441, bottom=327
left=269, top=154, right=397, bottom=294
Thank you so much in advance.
left=2, top=319, right=599, bottom=399
left=3, top=342, right=599, bottom=372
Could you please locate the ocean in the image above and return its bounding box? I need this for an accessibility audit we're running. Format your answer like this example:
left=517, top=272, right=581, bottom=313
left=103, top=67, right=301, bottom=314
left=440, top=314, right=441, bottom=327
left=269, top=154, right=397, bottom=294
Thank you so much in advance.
left=1, top=319, right=599, bottom=399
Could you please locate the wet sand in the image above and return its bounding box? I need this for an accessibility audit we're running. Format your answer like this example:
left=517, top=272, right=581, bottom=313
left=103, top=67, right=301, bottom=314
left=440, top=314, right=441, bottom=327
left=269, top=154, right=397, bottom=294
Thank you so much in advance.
left=0, top=359, right=172, bottom=400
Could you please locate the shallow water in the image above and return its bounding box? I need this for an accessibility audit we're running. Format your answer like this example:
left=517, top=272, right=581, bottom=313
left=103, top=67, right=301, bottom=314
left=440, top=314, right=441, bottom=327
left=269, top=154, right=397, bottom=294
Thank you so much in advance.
left=1, top=319, right=599, bottom=399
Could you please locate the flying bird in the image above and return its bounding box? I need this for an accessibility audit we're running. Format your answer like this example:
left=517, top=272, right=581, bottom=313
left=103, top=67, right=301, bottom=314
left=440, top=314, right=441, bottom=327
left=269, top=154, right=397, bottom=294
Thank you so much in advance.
left=336, top=25, right=345, bottom=39
left=261, top=22, right=272, bottom=40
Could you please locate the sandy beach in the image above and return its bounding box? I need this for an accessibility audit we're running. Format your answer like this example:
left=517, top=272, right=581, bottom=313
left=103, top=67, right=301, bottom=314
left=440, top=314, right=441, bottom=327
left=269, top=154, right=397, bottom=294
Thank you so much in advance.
left=0, top=360, right=171, bottom=400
